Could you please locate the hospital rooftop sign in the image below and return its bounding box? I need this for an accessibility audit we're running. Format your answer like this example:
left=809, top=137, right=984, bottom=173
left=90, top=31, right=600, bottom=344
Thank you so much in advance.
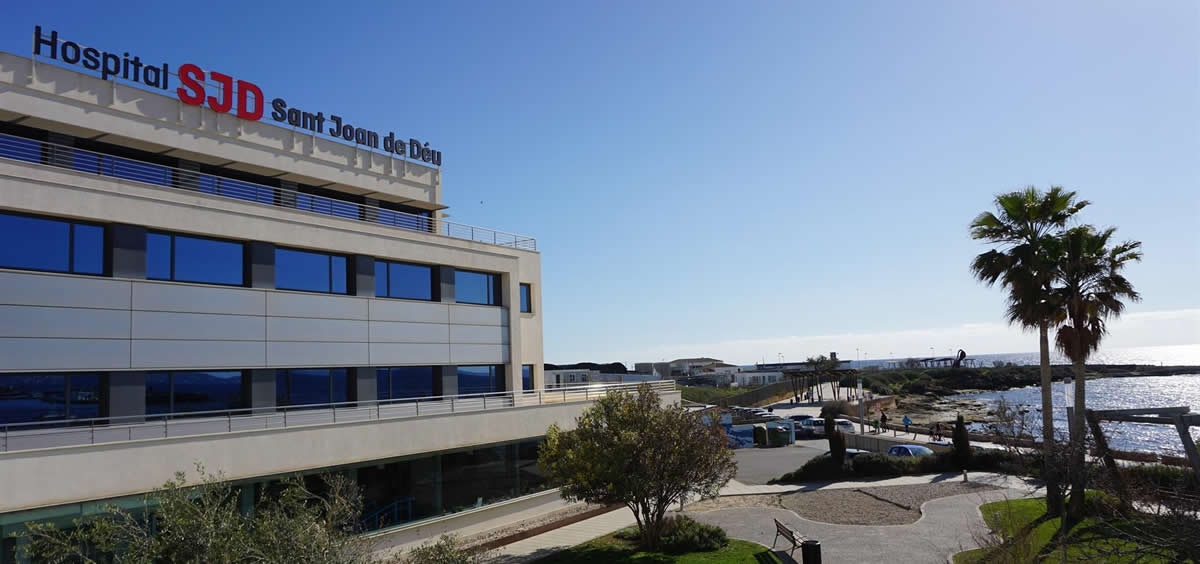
left=30, top=26, right=442, bottom=166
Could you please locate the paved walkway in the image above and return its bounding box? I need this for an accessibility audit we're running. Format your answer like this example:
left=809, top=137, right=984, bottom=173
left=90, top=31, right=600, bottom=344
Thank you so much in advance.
left=689, top=487, right=1029, bottom=564
left=482, top=472, right=1042, bottom=563
left=484, top=507, right=636, bottom=563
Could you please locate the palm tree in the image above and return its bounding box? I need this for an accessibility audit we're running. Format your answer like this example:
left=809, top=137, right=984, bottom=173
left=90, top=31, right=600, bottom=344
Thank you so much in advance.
left=970, top=186, right=1088, bottom=517
left=1051, top=225, right=1142, bottom=523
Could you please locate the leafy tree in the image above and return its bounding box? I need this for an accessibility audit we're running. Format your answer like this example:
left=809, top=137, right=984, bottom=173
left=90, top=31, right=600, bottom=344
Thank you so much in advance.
left=21, top=466, right=377, bottom=564
left=952, top=413, right=971, bottom=469
left=970, top=185, right=1088, bottom=516
left=537, top=383, right=736, bottom=550
left=1050, top=225, right=1141, bottom=524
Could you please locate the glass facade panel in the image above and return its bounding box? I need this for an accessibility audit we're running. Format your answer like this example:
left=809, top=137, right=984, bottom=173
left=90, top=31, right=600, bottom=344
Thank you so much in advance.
left=374, top=261, right=433, bottom=300
left=457, top=365, right=503, bottom=395
left=0, top=212, right=103, bottom=275
left=519, top=283, right=532, bottom=313
left=455, top=270, right=499, bottom=306
left=276, top=368, right=348, bottom=407
left=0, top=373, right=103, bottom=424
left=146, top=233, right=244, bottom=286
left=173, top=235, right=244, bottom=285
left=377, top=366, right=436, bottom=400
left=144, top=371, right=243, bottom=416
left=275, top=248, right=347, bottom=294
left=356, top=437, right=547, bottom=532
left=522, top=365, right=534, bottom=391
left=72, top=224, right=105, bottom=275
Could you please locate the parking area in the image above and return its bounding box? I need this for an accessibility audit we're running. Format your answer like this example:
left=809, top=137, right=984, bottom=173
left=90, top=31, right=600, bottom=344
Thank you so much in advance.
left=732, top=439, right=827, bottom=485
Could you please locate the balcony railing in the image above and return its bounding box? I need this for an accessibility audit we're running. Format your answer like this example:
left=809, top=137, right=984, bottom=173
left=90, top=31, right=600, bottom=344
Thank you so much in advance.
left=0, top=380, right=676, bottom=453
left=0, top=132, right=536, bottom=251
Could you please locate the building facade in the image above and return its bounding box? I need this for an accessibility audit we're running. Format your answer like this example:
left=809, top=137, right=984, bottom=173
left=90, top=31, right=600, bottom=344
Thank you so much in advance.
left=0, top=40, right=677, bottom=561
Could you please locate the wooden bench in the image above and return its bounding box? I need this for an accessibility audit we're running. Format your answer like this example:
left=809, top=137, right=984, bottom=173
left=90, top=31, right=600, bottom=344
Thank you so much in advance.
left=772, top=518, right=806, bottom=555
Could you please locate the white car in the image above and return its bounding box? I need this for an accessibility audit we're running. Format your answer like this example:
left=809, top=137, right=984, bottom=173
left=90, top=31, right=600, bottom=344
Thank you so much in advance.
left=833, top=419, right=856, bottom=434
left=797, top=418, right=826, bottom=438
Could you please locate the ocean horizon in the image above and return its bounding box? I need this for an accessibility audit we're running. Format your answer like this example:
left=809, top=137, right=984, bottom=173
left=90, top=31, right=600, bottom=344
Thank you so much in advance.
left=844, top=343, right=1200, bottom=370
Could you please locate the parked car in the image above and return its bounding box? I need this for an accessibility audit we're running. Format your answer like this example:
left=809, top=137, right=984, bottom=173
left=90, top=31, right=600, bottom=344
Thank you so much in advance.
left=887, top=445, right=935, bottom=458
left=788, top=414, right=813, bottom=422
left=822, top=448, right=870, bottom=460
left=796, top=418, right=825, bottom=438
left=833, top=419, right=856, bottom=434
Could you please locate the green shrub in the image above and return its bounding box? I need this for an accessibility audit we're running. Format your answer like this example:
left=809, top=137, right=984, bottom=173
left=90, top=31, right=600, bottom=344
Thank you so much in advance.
left=851, top=453, right=919, bottom=476
left=660, top=516, right=728, bottom=553
left=402, top=534, right=486, bottom=564
left=773, top=455, right=848, bottom=483
left=614, top=526, right=640, bottom=541
left=1123, top=463, right=1200, bottom=493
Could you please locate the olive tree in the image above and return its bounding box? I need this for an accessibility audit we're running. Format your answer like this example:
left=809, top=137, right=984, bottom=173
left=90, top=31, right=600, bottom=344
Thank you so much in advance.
left=537, top=383, right=736, bottom=549
left=21, top=466, right=380, bottom=564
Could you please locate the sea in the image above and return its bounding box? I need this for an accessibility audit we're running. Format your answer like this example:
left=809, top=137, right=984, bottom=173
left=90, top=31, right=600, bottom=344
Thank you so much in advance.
left=853, top=344, right=1200, bottom=455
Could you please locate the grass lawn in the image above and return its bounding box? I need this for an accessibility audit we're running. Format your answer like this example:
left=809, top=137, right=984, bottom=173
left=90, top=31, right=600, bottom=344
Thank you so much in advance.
left=952, top=496, right=1175, bottom=563
left=531, top=533, right=781, bottom=564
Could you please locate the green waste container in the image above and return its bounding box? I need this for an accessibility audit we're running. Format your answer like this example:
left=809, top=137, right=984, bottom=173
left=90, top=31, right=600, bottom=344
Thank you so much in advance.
left=769, top=425, right=792, bottom=447
left=752, top=424, right=768, bottom=447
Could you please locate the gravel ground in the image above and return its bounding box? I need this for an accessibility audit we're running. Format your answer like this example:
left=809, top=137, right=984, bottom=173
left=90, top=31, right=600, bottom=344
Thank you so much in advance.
left=685, top=482, right=999, bottom=526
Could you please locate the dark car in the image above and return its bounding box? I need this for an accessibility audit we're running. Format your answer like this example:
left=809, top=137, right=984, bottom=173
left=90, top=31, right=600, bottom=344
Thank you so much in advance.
left=788, top=414, right=813, bottom=422
left=887, top=445, right=935, bottom=458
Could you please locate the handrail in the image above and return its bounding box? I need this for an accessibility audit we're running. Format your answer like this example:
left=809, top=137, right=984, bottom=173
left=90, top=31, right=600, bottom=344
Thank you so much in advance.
left=0, top=132, right=536, bottom=251
left=0, top=380, right=676, bottom=452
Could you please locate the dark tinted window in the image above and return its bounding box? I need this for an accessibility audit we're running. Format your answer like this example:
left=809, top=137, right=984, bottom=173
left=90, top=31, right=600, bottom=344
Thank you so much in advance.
left=455, top=270, right=499, bottom=306
left=522, top=365, right=533, bottom=391
left=146, top=232, right=244, bottom=286
left=0, top=212, right=104, bottom=275
left=519, top=284, right=532, bottom=313
left=376, top=261, right=434, bottom=300
left=276, top=368, right=350, bottom=407
left=458, top=365, right=504, bottom=394
left=275, top=248, right=348, bottom=294
left=0, top=373, right=103, bottom=424
left=144, top=371, right=243, bottom=416
left=377, top=366, right=436, bottom=400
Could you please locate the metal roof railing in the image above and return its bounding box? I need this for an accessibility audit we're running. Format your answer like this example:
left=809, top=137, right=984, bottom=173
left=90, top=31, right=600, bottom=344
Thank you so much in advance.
left=0, top=132, right=536, bottom=251
left=0, top=380, right=676, bottom=453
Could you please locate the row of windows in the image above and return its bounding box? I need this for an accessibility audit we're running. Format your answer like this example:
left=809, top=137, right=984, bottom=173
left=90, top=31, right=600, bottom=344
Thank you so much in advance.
left=0, top=210, right=523, bottom=306
left=0, top=366, right=523, bottom=424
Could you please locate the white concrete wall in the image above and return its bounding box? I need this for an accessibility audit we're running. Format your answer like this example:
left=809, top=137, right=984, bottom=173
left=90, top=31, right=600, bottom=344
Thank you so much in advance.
left=0, top=53, right=439, bottom=207
left=0, top=269, right=510, bottom=371
left=0, top=156, right=543, bottom=374
left=0, top=390, right=681, bottom=513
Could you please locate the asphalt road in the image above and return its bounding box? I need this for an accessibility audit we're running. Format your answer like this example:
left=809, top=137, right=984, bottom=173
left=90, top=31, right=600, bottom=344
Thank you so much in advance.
left=732, top=439, right=828, bottom=485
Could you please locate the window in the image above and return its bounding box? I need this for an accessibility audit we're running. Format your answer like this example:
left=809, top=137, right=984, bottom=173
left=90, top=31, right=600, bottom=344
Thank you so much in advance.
left=521, top=365, right=533, bottom=391
left=519, top=283, right=532, bottom=313
left=146, top=232, right=244, bottom=286
left=377, top=366, right=436, bottom=400
left=145, top=371, right=244, bottom=416
left=0, top=211, right=104, bottom=275
left=374, top=261, right=434, bottom=300
left=0, top=373, right=102, bottom=424
left=457, top=365, right=504, bottom=394
left=455, top=270, right=499, bottom=306
left=275, top=368, right=349, bottom=407
left=275, top=247, right=348, bottom=294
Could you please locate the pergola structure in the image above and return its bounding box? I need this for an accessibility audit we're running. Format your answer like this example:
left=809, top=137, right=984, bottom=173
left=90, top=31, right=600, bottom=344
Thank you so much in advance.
left=782, top=368, right=858, bottom=402
left=1077, top=406, right=1200, bottom=505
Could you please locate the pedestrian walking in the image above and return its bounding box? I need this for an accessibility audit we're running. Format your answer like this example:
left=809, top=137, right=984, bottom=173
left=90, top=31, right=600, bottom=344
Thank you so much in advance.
left=902, top=415, right=912, bottom=437
left=880, top=411, right=889, bottom=434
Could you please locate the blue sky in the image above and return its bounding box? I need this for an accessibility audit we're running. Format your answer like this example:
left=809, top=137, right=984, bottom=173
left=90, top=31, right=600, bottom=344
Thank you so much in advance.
left=4, top=2, right=1197, bottom=364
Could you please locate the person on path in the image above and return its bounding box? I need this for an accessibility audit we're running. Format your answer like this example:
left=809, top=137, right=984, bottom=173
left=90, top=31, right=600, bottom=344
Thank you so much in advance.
left=903, top=415, right=912, bottom=437
left=880, top=411, right=889, bottom=434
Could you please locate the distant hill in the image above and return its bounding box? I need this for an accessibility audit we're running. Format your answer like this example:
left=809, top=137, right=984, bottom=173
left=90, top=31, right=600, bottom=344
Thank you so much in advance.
left=544, top=362, right=629, bottom=374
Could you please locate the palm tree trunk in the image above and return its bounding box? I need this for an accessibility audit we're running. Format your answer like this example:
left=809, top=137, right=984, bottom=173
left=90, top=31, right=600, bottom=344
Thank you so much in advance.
left=1039, top=324, right=1063, bottom=517
left=1067, top=333, right=1088, bottom=524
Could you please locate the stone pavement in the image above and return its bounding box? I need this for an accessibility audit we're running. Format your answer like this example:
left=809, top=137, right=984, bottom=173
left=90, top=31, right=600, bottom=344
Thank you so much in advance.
left=689, top=487, right=1031, bottom=564
left=484, top=506, right=636, bottom=563
left=482, top=472, right=1042, bottom=563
